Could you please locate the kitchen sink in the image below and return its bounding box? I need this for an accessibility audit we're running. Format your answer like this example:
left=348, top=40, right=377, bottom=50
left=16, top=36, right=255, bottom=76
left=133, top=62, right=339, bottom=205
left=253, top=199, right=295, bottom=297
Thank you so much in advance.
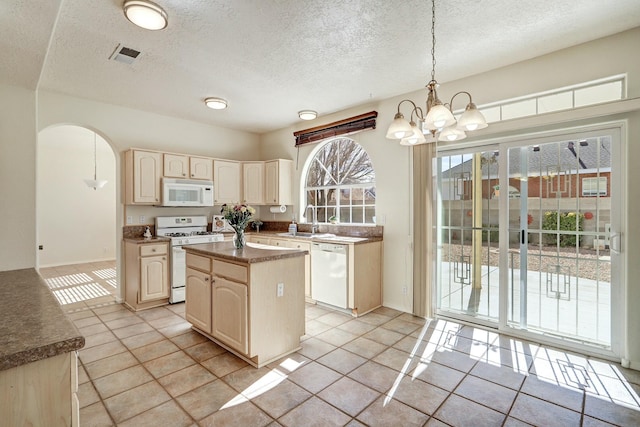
left=277, top=232, right=336, bottom=239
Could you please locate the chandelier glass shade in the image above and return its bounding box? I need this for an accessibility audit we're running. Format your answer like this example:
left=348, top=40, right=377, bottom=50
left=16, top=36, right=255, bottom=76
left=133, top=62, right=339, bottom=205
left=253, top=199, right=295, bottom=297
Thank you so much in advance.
left=386, top=0, right=487, bottom=145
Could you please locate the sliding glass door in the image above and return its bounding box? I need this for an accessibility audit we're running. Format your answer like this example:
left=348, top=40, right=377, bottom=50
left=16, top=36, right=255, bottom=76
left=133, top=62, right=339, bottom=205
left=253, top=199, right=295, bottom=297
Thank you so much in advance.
left=436, top=127, right=622, bottom=353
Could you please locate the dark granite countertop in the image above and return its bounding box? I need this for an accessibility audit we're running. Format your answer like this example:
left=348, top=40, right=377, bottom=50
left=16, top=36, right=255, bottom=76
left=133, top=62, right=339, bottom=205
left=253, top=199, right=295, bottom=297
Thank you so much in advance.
left=184, top=241, right=307, bottom=264
left=0, top=269, right=85, bottom=371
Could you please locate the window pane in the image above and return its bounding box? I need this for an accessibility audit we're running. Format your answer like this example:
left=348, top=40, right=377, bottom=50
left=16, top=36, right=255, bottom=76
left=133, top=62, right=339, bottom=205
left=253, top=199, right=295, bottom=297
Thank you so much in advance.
left=304, top=138, right=376, bottom=224
left=575, top=81, right=622, bottom=107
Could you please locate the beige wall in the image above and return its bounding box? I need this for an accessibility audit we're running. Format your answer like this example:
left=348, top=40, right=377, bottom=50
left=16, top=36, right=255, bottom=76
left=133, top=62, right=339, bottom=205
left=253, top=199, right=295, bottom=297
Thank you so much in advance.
left=0, top=84, right=36, bottom=271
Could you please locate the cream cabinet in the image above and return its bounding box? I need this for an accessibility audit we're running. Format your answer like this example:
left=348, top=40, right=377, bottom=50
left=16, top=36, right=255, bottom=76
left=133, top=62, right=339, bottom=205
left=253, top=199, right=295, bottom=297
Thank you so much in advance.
left=163, top=153, right=189, bottom=178
left=242, top=162, right=264, bottom=204
left=125, top=149, right=162, bottom=204
left=213, top=160, right=241, bottom=204
left=185, top=267, right=212, bottom=333
left=164, top=154, right=213, bottom=180
left=264, top=159, right=293, bottom=205
left=124, top=240, right=170, bottom=311
left=185, top=250, right=305, bottom=367
left=212, top=276, right=248, bottom=354
left=0, top=352, right=79, bottom=426
left=190, top=156, right=213, bottom=180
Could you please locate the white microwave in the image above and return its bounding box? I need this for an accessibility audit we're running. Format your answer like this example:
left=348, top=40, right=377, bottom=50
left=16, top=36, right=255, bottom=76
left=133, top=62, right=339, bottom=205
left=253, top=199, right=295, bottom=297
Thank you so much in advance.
left=161, top=178, right=214, bottom=207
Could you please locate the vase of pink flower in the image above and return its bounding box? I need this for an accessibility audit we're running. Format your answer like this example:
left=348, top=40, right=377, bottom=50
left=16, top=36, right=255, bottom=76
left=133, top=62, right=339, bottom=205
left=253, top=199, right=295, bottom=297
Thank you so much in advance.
left=221, top=203, right=255, bottom=250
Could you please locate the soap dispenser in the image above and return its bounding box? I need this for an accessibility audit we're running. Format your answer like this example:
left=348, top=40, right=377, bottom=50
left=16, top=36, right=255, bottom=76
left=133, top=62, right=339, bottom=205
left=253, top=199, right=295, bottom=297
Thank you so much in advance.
left=288, top=215, right=297, bottom=236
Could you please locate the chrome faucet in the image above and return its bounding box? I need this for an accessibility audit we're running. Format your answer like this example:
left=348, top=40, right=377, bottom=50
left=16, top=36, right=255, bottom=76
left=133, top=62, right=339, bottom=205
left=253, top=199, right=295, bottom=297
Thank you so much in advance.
left=305, top=204, right=319, bottom=234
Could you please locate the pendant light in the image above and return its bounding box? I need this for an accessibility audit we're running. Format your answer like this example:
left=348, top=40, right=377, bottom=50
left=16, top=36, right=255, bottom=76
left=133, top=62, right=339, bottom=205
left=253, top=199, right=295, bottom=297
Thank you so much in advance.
left=386, top=0, right=488, bottom=144
left=84, top=132, right=108, bottom=190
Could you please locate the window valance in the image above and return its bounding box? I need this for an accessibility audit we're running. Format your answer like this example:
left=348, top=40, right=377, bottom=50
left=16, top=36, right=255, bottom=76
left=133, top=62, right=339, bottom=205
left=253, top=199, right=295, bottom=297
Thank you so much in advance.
left=293, top=111, right=377, bottom=146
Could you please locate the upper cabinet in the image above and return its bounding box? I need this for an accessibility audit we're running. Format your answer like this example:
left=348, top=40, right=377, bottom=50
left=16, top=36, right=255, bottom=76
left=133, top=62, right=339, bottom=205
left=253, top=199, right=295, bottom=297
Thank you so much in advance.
left=164, top=154, right=213, bottom=181
left=265, top=159, right=293, bottom=205
left=190, top=156, right=213, bottom=180
left=213, top=160, right=241, bottom=205
left=124, top=148, right=291, bottom=206
left=125, top=150, right=162, bottom=205
left=242, top=162, right=264, bottom=205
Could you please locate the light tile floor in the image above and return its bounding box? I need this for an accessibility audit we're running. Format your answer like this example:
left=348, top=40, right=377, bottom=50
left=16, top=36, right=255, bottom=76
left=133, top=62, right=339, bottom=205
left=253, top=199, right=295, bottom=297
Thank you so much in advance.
left=41, top=262, right=640, bottom=426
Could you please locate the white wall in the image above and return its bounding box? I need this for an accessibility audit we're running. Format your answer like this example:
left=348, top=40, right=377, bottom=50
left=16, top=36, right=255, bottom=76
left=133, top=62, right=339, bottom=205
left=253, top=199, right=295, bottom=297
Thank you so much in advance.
left=37, top=125, right=116, bottom=266
left=0, top=84, right=36, bottom=271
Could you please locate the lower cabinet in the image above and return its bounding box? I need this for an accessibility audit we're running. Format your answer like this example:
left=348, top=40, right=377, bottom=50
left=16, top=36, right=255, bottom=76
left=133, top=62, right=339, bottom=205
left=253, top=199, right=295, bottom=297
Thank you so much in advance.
left=124, top=240, right=170, bottom=311
left=184, top=251, right=305, bottom=367
left=0, top=351, right=79, bottom=426
left=211, top=277, right=248, bottom=354
left=185, top=268, right=211, bottom=333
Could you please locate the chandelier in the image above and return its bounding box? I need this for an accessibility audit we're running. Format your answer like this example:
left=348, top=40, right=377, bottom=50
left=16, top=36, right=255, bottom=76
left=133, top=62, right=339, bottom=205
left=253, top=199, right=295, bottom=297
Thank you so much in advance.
left=386, top=0, right=487, bottom=145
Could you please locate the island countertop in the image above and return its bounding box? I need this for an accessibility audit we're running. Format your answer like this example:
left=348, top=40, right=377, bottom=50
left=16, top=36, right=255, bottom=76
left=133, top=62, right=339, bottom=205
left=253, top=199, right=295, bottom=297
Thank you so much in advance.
left=183, top=241, right=307, bottom=263
left=0, top=268, right=85, bottom=371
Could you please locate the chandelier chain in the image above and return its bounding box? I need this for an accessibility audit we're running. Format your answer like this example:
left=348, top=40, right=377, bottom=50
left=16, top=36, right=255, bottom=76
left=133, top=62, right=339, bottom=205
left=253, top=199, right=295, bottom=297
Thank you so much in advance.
left=430, top=0, right=436, bottom=82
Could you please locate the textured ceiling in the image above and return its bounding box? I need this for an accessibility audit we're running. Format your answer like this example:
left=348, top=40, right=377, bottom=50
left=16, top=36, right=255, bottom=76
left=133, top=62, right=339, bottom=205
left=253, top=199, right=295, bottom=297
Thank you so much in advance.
left=3, top=0, right=640, bottom=134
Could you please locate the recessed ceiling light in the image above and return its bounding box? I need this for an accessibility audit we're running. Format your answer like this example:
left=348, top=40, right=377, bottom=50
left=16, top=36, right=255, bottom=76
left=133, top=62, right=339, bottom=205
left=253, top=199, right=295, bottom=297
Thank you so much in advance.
left=205, top=97, right=228, bottom=110
left=298, top=110, right=317, bottom=120
left=123, top=0, right=168, bottom=31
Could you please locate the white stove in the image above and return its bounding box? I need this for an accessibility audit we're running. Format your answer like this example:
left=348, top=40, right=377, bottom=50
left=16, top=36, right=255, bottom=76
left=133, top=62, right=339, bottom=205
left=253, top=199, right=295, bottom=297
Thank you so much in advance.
left=156, top=216, right=224, bottom=303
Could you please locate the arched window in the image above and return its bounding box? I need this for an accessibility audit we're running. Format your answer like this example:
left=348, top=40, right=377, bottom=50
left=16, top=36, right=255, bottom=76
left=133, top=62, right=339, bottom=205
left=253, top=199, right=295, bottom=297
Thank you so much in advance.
left=304, top=137, right=375, bottom=224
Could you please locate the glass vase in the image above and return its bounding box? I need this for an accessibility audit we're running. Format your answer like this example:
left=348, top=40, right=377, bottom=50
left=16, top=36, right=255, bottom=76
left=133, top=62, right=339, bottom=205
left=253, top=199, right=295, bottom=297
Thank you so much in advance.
left=233, top=228, right=246, bottom=249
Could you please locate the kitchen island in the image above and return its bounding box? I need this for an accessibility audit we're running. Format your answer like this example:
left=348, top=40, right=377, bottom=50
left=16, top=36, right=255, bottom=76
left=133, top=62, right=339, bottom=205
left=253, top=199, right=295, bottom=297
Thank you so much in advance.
left=0, top=268, right=85, bottom=426
left=183, top=241, right=307, bottom=368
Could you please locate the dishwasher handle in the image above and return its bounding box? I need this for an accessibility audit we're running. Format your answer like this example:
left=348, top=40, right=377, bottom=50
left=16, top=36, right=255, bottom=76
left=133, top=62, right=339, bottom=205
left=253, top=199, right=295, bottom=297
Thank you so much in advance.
left=312, top=243, right=347, bottom=254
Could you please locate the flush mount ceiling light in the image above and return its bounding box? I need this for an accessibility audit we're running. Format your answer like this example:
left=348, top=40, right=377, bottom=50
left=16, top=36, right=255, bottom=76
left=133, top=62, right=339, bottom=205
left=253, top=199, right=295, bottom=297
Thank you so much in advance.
left=386, top=0, right=488, bottom=145
left=123, top=0, right=168, bottom=31
left=84, top=132, right=108, bottom=190
left=298, top=110, right=317, bottom=120
left=204, top=97, right=228, bottom=110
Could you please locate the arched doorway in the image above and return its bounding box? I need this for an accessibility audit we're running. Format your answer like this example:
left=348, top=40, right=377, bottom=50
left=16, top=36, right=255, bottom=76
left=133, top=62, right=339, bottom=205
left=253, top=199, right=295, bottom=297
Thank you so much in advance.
left=37, top=125, right=119, bottom=309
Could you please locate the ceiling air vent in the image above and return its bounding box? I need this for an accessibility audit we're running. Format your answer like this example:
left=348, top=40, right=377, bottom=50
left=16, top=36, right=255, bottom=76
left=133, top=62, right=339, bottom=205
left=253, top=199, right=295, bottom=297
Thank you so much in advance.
left=109, top=44, right=141, bottom=65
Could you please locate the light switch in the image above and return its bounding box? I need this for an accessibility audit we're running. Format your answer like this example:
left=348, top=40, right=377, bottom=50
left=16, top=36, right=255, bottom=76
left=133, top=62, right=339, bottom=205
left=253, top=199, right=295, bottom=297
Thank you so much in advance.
left=126, top=216, right=133, bottom=225
left=277, top=283, right=284, bottom=297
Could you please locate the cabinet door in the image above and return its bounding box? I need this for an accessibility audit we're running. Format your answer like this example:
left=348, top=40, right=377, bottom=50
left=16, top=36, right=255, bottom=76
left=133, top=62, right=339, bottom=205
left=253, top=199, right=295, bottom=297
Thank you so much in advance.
left=242, top=162, right=264, bottom=204
left=190, top=157, right=213, bottom=180
left=264, top=159, right=293, bottom=205
left=164, top=154, right=189, bottom=178
left=139, top=255, right=169, bottom=302
left=212, top=277, right=248, bottom=354
left=133, top=151, right=162, bottom=204
left=186, top=268, right=212, bottom=333
left=213, top=160, right=241, bottom=204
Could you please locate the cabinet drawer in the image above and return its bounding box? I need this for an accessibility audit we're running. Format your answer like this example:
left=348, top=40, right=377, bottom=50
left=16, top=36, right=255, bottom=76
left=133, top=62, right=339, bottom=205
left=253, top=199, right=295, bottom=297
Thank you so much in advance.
left=187, top=253, right=212, bottom=272
left=140, top=244, right=167, bottom=256
left=213, top=259, right=247, bottom=283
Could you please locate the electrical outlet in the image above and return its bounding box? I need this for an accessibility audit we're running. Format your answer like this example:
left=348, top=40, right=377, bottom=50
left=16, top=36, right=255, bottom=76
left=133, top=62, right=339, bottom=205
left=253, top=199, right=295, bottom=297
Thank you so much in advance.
left=139, top=215, right=145, bottom=224
left=126, top=216, right=133, bottom=225
left=277, top=283, right=284, bottom=297
left=402, top=286, right=408, bottom=295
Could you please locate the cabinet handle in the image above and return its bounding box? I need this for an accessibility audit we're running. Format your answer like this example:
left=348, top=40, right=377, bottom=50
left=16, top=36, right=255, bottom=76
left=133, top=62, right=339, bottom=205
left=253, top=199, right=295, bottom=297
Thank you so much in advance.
left=152, top=248, right=156, bottom=252
left=162, top=257, right=166, bottom=260
left=205, top=277, right=209, bottom=282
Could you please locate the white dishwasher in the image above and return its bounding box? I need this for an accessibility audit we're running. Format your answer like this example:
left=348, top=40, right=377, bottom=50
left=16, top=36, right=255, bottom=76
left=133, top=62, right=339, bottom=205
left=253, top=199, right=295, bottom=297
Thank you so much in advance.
left=311, top=242, right=348, bottom=309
